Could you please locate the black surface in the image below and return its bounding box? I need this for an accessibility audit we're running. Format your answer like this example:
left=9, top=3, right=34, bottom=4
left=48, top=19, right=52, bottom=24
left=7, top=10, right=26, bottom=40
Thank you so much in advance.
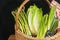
left=0, top=0, right=55, bottom=40
left=0, top=0, right=23, bottom=40
left=25, top=0, right=50, bottom=15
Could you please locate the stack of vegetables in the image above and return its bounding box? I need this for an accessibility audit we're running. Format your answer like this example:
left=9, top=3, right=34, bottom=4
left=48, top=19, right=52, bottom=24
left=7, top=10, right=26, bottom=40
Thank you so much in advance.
left=12, top=5, right=58, bottom=38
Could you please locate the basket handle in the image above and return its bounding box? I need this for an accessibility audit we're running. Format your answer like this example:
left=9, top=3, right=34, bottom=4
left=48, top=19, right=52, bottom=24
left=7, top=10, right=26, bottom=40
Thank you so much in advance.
left=15, top=0, right=29, bottom=31
left=15, top=0, right=51, bottom=31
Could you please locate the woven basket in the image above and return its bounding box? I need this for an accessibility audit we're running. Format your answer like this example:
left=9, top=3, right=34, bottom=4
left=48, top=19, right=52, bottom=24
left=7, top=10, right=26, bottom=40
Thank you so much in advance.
left=15, top=0, right=60, bottom=40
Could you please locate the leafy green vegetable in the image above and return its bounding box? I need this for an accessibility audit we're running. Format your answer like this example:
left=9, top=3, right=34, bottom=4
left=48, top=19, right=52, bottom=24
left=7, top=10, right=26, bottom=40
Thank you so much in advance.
left=50, top=18, right=58, bottom=33
left=37, top=6, right=57, bottom=38
left=33, top=8, right=42, bottom=33
left=28, top=5, right=42, bottom=35
left=48, top=6, right=56, bottom=30
left=12, top=10, right=25, bottom=33
left=37, top=14, right=48, bottom=38
left=45, top=18, right=58, bottom=37
left=12, top=4, right=57, bottom=38
left=12, top=8, right=31, bottom=36
left=28, top=5, right=38, bottom=34
left=20, top=9, right=31, bottom=35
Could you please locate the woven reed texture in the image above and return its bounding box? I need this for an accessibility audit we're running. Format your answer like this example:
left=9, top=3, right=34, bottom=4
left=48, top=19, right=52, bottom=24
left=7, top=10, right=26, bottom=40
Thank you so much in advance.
left=8, top=35, right=15, bottom=40
left=15, top=29, right=60, bottom=40
left=8, top=31, right=60, bottom=40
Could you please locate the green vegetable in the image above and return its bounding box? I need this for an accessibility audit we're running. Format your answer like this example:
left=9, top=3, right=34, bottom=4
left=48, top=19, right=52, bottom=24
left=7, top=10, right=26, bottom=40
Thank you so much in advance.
left=12, top=10, right=25, bottom=33
left=20, top=9, right=31, bottom=35
left=12, top=8, right=31, bottom=36
left=28, top=5, right=42, bottom=35
left=11, top=10, right=17, bottom=19
left=48, top=6, right=56, bottom=30
left=33, top=8, right=42, bottom=33
left=12, top=4, right=57, bottom=38
left=50, top=18, right=58, bottom=33
left=18, top=15, right=26, bottom=33
left=37, top=14, right=48, bottom=38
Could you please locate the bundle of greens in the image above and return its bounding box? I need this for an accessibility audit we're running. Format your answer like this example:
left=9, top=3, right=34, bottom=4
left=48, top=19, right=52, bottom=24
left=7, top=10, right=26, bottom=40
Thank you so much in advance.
left=12, top=5, right=58, bottom=38
left=12, top=8, right=32, bottom=36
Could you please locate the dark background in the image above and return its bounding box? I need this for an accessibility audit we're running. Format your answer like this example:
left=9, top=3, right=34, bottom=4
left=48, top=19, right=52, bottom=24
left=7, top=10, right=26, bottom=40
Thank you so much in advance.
left=0, top=0, right=23, bottom=40
left=0, top=0, right=60, bottom=40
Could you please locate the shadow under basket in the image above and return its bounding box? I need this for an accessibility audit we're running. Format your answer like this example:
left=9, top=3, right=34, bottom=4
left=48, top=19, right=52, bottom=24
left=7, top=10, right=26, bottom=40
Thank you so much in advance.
left=15, top=0, right=60, bottom=40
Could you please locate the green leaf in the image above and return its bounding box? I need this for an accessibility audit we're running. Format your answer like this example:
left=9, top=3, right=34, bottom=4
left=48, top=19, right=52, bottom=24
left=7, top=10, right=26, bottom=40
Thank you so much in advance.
left=37, top=14, right=48, bottom=38
left=19, top=9, right=31, bottom=35
left=48, top=6, right=56, bottom=30
left=33, top=8, right=42, bottom=33
left=50, top=18, right=58, bottom=33
left=28, top=5, right=42, bottom=35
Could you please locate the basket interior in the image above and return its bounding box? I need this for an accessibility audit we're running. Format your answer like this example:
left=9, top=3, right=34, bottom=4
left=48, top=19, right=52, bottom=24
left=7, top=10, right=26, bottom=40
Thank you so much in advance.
left=24, top=0, right=50, bottom=15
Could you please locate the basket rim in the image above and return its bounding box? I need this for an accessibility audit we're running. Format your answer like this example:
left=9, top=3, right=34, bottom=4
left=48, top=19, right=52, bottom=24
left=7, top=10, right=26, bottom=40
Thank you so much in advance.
left=15, top=28, right=60, bottom=40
